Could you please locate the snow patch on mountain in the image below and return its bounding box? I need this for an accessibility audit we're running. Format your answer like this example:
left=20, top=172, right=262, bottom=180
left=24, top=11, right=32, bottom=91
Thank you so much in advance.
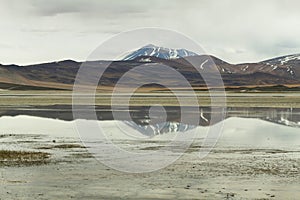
left=263, top=54, right=300, bottom=65
left=242, top=65, right=249, bottom=71
left=199, top=59, right=208, bottom=69
left=123, top=44, right=198, bottom=60
left=279, top=55, right=300, bottom=65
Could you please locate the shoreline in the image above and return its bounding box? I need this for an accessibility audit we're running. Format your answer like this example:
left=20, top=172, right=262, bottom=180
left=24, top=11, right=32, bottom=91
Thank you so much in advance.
left=0, top=90, right=299, bottom=108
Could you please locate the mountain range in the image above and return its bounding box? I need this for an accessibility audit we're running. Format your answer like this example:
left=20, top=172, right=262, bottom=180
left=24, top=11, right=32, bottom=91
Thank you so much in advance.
left=0, top=44, right=300, bottom=91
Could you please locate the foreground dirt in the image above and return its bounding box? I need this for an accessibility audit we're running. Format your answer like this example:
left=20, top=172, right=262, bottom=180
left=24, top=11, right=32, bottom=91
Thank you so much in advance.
left=0, top=135, right=299, bottom=200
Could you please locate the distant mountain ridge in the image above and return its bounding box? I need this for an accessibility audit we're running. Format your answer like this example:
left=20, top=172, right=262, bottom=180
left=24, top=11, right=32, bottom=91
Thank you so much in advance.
left=0, top=45, right=300, bottom=90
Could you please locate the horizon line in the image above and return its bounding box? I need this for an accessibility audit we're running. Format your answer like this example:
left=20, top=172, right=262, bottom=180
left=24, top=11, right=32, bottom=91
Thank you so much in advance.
left=1, top=52, right=300, bottom=67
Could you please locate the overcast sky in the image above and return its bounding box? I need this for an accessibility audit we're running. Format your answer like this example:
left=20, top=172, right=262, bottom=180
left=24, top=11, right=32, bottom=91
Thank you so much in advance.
left=0, top=0, right=300, bottom=65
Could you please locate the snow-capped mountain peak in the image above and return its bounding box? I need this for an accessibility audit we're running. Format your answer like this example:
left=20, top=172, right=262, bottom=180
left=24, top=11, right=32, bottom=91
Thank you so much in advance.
left=262, top=54, right=300, bottom=65
left=259, top=53, right=300, bottom=77
left=278, top=54, right=300, bottom=65
left=122, top=44, right=198, bottom=60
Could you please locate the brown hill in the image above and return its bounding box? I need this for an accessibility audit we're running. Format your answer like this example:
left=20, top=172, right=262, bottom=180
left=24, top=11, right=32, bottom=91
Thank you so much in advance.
left=0, top=54, right=300, bottom=91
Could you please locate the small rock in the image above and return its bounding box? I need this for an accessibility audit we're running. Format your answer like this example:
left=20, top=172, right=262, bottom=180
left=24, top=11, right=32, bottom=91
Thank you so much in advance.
left=184, top=184, right=191, bottom=189
left=226, top=193, right=235, bottom=197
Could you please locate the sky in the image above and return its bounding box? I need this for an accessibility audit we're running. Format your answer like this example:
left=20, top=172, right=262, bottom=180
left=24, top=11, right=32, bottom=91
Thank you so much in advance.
left=0, top=0, right=300, bottom=65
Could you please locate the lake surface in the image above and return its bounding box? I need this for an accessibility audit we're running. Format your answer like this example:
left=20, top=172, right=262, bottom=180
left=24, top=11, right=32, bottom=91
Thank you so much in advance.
left=1, top=105, right=299, bottom=129
left=1, top=100, right=300, bottom=199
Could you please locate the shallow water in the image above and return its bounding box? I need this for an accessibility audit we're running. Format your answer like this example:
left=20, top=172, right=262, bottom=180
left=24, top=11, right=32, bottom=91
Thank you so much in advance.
left=0, top=105, right=299, bottom=127
left=1, top=105, right=300, bottom=199
left=1, top=116, right=300, bottom=199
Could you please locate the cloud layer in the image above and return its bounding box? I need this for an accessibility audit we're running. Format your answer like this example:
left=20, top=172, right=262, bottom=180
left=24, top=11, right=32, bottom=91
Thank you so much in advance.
left=0, top=0, right=300, bottom=64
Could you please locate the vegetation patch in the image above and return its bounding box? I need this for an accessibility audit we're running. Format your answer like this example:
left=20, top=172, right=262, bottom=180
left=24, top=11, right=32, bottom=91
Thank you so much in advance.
left=67, top=152, right=94, bottom=159
left=0, top=150, right=50, bottom=166
left=53, top=144, right=86, bottom=149
left=37, top=144, right=86, bottom=150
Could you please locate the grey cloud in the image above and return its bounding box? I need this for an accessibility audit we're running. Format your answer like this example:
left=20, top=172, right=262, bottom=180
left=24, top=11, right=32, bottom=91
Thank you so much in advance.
left=20, top=27, right=63, bottom=33
left=0, top=0, right=300, bottom=64
left=276, top=40, right=300, bottom=49
left=29, top=0, right=153, bottom=16
left=0, top=43, right=12, bottom=49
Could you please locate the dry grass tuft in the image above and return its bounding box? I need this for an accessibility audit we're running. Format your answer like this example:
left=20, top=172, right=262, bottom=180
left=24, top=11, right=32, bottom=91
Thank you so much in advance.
left=0, top=150, right=50, bottom=166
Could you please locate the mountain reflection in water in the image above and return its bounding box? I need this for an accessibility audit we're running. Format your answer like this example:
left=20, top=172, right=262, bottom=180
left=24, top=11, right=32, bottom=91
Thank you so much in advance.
left=0, top=105, right=299, bottom=132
